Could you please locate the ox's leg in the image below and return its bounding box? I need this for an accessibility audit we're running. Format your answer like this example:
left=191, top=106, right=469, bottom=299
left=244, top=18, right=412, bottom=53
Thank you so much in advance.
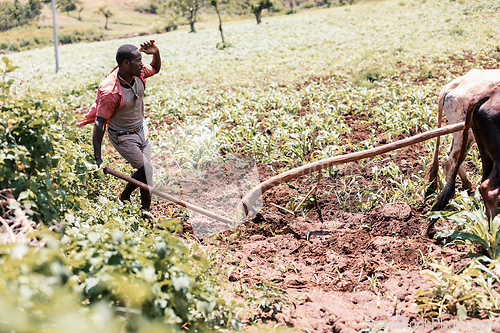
left=458, top=165, right=473, bottom=192
left=473, top=105, right=500, bottom=222
left=479, top=165, right=499, bottom=222
left=443, top=131, right=474, bottom=192
left=475, top=134, right=498, bottom=221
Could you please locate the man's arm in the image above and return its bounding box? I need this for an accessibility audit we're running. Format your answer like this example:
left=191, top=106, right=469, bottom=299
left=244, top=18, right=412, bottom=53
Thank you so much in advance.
left=151, top=48, right=161, bottom=74
left=93, top=116, right=107, bottom=167
left=140, top=40, right=161, bottom=74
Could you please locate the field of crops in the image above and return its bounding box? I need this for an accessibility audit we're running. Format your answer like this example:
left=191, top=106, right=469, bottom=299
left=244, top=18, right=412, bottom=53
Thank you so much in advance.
left=3, top=0, right=500, bottom=331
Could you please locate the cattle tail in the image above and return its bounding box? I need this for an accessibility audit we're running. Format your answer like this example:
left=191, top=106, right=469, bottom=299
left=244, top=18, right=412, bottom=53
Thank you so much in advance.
left=424, top=85, right=452, bottom=196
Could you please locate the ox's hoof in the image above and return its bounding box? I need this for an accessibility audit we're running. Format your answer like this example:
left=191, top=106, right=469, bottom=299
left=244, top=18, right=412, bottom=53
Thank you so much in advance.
left=424, top=218, right=438, bottom=238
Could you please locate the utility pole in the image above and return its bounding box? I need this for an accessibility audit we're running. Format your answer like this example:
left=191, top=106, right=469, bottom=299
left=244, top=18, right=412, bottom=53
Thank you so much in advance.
left=51, top=0, right=59, bottom=72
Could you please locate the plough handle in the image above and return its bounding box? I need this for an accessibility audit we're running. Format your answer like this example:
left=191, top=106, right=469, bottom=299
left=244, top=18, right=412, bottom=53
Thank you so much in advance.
left=104, top=167, right=234, bottom=225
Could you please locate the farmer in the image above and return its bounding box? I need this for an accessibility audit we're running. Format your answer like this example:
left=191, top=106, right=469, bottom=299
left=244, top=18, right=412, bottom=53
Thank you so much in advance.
left=78, top=40, right=161, bottom=219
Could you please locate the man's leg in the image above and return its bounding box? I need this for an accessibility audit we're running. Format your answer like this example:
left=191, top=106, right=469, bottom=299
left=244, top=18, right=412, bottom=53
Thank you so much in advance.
left=110, top=132, right=151, bottom=205
left=119, top=163, right=152, bottom=207
left=139, top=162, right=153, bottom=210
left=109, top=128, right=153, bottom=216
left=139, top=135, right=153, bottom=212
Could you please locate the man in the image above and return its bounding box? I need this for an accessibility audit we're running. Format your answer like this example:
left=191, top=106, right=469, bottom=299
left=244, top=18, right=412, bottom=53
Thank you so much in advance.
left=79, top=40, right=161, bottom=218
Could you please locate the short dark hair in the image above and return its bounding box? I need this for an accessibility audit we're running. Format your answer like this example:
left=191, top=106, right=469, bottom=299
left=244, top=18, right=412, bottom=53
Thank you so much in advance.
left=116, top=44, right=138, bottom=66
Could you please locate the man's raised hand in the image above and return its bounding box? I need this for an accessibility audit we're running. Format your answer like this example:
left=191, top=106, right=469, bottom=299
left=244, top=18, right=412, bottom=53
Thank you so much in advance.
left=139, top=40, right=159, bottom=55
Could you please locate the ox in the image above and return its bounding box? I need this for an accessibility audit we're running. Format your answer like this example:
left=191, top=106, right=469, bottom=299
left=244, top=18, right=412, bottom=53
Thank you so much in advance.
left=425, top=69, right=500, bottom=195
left=429, top=82, right=500, bottom=235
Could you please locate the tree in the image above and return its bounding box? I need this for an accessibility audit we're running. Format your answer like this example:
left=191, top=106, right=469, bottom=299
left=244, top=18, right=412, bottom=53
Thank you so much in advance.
left=76, top=1, right=84, bottom=21
left=0, top=0, right=42, bottom=31
left=96, top=6, right=113, bottom=30
left=168, top=0, right=205, bottom=33
left=57, top=0, right=78, bottom=16
left=314, top=0, right=331, bottom=7
left=24, top=0, right=42, bottom=21
left=250, top=0, right=273, bottom=24
left=210, top=0, right=225, bottom=44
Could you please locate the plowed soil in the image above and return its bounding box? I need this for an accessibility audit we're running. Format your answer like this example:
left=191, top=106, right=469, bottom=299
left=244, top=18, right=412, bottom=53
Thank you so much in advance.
left=151, top=114, right=497, bottom=332
left=92, top=50, right=500, bottom=332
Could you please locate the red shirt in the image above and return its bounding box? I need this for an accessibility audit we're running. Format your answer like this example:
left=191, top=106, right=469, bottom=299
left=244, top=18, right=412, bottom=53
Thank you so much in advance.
left=77, top=64, right=157, bottom=127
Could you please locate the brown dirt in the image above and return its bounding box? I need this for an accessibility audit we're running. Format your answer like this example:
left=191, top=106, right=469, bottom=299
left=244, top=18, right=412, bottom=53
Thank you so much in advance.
left=69, top=50, right=500, bottom=332
left=68, top=47, right=500, bottom=332
left=149, top=113, right=499, bottom=332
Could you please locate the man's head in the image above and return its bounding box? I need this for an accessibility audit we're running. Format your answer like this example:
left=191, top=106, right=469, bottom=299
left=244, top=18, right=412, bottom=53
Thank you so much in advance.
left=116, top=44, right=142, bottom=76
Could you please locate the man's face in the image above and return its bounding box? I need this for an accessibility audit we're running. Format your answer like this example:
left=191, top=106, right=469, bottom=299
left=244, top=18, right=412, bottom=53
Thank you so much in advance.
left=127, top=50, right=143, bottom=77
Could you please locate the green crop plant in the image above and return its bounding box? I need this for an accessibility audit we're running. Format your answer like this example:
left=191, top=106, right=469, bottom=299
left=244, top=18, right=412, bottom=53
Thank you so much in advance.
left=330, top=175, right=373, bottom=213
left=429, top=196, right=500, bottom=260
left=416, top=245, right=435, bottom=270
left=416, top=258, right=500, bottom=320
left=366, top=274, right=384, bottom=295
left=286, top=191, right=317, bottom=212
left=380, top=162, right=403, bottom=180
left=387, top=175, right=422, bottom=205
left=0, top=98, right=96, bottom=222
left=235, top=282, right=287, bottom=323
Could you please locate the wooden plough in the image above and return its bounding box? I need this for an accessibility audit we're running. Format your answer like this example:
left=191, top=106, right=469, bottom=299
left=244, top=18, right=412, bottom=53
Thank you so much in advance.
left=105, top=122, right=465, bottom=227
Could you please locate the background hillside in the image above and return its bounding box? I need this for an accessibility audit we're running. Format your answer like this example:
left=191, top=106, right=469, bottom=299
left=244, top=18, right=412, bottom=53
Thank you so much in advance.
left=0, top=0, right=351, bottom=52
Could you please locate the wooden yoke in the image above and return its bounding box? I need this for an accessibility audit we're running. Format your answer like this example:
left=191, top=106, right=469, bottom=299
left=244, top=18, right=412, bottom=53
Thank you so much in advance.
left=236, top=122, right=465, bottom=221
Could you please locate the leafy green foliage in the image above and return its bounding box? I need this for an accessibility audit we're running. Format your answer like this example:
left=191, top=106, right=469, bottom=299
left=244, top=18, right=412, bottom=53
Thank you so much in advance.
left=0, top=0, right=42, bottom=32
left=235, top=282, right=287, bottom=322
left=168, top=0, right=206, bottom=32
left=416, top=259, right=500, bottom=320
left=249, top=0, right=274, bottom=23
left=1, top=61, right=94, bottom=225
left=58, top=27, right=104, bottom=45
left=0, top=218, right=240, bottom=331
left=65, top=218, right=238, bottom=331
left=421, top=196, right=500, bottom=319
left=429, top=194, right=500, bottom=260
left=0, top=61, right=239, bottom=331
left=57, top=0, right=80, bottom=15
left=1, top=56, right=18, bottom=102
left=0, top=98, right=93, bottom=222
